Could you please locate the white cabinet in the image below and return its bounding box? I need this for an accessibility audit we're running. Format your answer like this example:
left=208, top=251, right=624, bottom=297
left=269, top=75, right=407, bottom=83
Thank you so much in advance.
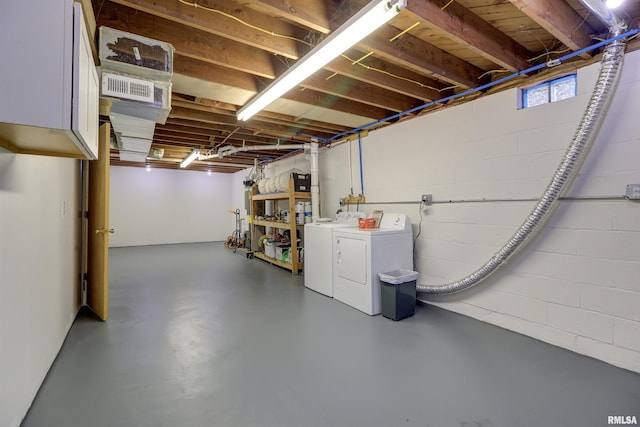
left=0, top=1, right=99, bottom=159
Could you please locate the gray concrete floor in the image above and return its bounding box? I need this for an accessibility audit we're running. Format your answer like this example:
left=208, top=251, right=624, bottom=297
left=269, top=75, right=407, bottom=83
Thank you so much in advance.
left=22, top=242, right=640, bottom=427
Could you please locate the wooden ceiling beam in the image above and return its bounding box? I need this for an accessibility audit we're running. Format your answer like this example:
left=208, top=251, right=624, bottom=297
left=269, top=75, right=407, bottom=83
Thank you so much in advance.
left=176, top=55, right=391, bottom=120
left=242, top=0, right=334, bottom=34
left=176, top=54, right=418, bottom=115
left=169, top=106, right=322, bottom=141
left=507, top=0, right=594, bottom=55
left=151, top=137, right=210, bottom=148
left=101, top=2, right=448, bottom=110
left=191, top=97, right=238, bottom=113
left=281, top=87, right=392, bottom=121
left=246, top=0, right=481, bottom=94
left=253, top=111, right=352, bottom=133
left=169, top=106, right=237, bottom=126
left=156, top=123, right=223, bottom=137
left=405, top=0, right=532, bottom=72
left=321, top=0, right=485, bottom=89
left=156, top=127, right=281, bottom=147
left=111, top=158, right=248, bottom=172
left=360, top=25, right=486, bottom=89
left=161, top=120, right=306, bottom=146
left=101, top=1, right=462, bottom=114
left=172, top=95, right=353, bottom=134
left=108, top=0, right=303, bottom=59
left=240, top=117, right=334, bottom=140
left=171, top=99, right=237, bottom=117
left=153, top=129, right=212, bottom=143
left=326, top=50, right=448, bottom=101
left=300, top=71, right=421, bottom=112
left=164, top=118, right=236, bottom=133
left=174, top=55, right=259, bottom=92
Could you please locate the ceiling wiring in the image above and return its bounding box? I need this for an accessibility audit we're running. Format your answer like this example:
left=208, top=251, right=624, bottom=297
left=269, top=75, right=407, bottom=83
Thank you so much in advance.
left=177, top=0, right=313, bottom=47
left=527, top=47, right=572, bottom=62
left=390, top=22, right=421, bottom=42
left=176, top=0, right=460, bottom=93
left=478, top=69, right=510, bottom=79
left=176, top=0, right=590, bottom=102
left=351, top=51, right=375, bottom=65
left=440, top=0, right=455, bottom=11
left=340, top=53, right=459, bottom=92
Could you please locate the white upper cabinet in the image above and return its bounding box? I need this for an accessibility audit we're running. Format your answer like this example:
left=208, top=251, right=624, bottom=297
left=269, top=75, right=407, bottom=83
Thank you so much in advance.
left=0, top=1, right=99, bottom=159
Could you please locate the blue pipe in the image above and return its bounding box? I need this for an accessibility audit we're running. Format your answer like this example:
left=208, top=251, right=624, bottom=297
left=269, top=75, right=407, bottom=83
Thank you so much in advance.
left=326, top=28, right=639, bottom=143
left=265, top=29, right=638, bottom=167
left=358, top=131, right=364, bottom=195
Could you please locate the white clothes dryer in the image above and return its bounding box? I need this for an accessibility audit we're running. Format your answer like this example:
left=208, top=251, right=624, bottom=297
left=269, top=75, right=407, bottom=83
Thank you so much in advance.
left=303, top=212, right=365, bottom=297
left=332, top=213, right=413, bottom=315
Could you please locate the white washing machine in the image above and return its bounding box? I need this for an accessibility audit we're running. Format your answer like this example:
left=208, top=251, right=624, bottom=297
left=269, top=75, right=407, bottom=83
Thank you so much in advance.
left=333, top=213, right=413, bottom=315
left=304, top=212, right=365, bottom=297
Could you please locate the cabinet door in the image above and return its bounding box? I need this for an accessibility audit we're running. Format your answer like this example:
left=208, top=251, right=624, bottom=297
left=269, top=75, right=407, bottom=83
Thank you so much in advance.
left=0, top=0, right=71, bottom=129
left=335, top=236, right=367, bottom=285
left=72, top=2, right=99, bottom=159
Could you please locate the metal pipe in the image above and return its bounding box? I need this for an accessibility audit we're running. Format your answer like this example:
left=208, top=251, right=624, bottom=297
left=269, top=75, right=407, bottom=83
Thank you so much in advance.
left=309, top=142, right=320, bottom=221
left=580, top=0, right=626, bottom=32
left=356, top=195, right=629, bottom=205
left=212, top=142, right=322, bottom=222
left=199, top=143, right=305, bottom=160
left=418, top=21, right=628, bottom=295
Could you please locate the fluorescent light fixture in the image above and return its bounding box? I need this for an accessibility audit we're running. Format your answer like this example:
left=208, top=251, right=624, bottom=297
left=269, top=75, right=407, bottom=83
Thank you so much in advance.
left=236, top=0, right=406, bottom=121
left=180, top=149, right=200, bottom=168
left=606, top=0, right=623, bottom=8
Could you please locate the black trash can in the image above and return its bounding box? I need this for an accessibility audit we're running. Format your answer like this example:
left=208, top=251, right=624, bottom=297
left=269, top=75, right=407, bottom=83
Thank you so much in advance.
left=378, top=270, right=419, bottom=321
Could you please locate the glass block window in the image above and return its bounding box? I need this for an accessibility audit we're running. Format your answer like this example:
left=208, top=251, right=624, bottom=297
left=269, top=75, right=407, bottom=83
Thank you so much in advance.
left=522, top=74, right=577, bottom=108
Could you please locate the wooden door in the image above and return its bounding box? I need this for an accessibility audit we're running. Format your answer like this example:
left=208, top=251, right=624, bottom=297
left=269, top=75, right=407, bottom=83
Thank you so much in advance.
left=87, top=123, right=111, bottom=320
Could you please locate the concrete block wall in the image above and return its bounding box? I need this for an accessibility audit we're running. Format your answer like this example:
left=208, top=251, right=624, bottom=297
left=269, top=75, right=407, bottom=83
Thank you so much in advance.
left=365, top=49, right=640, bottom=373
left=248, top=49, right=640, bottom=373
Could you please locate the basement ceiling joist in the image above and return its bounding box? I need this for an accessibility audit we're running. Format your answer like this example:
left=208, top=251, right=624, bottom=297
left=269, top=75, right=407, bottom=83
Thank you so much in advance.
left=91, top=0, right=640, bottom=173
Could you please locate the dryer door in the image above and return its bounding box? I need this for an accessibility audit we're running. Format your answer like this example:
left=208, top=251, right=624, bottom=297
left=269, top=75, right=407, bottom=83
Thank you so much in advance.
left=335, top=237, right=367, bottom=285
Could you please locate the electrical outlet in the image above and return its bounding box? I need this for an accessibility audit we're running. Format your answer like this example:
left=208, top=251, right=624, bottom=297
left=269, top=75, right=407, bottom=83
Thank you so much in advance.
left=626, top=184, right=640, bottom=200
left=421, top=194, right=433, bottom=205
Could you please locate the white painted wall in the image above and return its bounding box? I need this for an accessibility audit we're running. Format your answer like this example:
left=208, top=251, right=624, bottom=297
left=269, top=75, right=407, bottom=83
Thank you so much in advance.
left=245, top=50, right=640, bottom=373
left=0, top=152, right=81, bottom=427
left=109, top=166, right=234, bottom=247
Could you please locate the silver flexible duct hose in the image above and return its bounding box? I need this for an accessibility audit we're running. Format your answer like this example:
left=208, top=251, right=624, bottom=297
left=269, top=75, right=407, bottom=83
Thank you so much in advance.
left=417, top=27, right=628, bottom=296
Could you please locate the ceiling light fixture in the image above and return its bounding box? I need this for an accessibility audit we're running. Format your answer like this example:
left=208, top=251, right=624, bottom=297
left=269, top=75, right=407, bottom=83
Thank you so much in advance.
left=605, top=0, right=623, bottom=8
left=180, top=149, right=200, bottom=168
left=236, top=0, right=407, bottom=121
left=145, top=163, right=151, bottom=172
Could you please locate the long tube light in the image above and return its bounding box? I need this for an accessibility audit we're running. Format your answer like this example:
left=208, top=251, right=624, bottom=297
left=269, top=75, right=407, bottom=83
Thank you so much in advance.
left=180, top=149, right=200, bottom=168
left=236, top=0, right=406, bottom=121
